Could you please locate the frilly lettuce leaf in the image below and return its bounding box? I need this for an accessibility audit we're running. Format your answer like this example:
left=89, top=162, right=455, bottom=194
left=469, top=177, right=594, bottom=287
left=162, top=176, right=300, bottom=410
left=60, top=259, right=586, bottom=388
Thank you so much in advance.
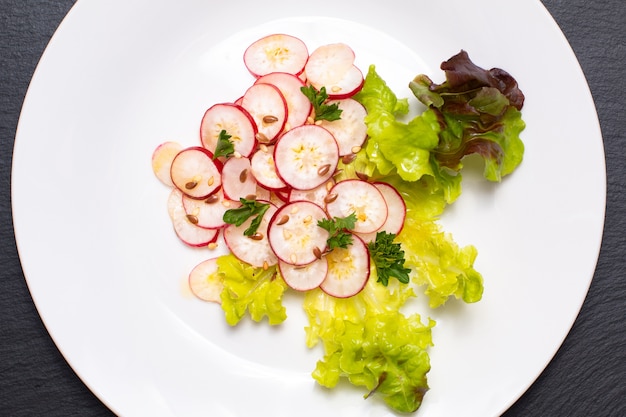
left=304, top=269, right=434, bottom=413
left=217, top=254, right=287, bottom=326
left=409, top=50, right=525, bottom=182
left=396, top=216, right=483, bottom=308
left=353, top=66, right=462, bottom=204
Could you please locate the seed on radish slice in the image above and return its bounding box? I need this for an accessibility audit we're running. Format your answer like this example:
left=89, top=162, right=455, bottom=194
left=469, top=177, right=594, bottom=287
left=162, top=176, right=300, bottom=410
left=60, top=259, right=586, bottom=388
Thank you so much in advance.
left=325, top=179, right=388, bottom=234
left=318, top=99, right=367, bottom=156
left=241, top=83, right=287, bottom=143
left=273, top=124, right=339, bottom=191
left=221, top=157, right=257, bottom=201
left=255, top=72, right=311, bottom=129
left=320, top=234, right=370, bottom=298
left=182, top=189, right=239, bottom=230
left=268, top=200, right=329, bottom=266
left=321, top=65, right=365, bottom=99
left=200, top=103, right=257, bottom=158
left=243, top=34, right=309, bottom=77
left=304, top=43, right=355, bottom=88
left=279, top=257, right=328, bottom=292
left=250, top=145, right=288, bottom=191
left=288, top=178, right=335, bottom=207
left=168, top=188, right=219, bottom=247
left=152, top=141, right=183, bottom=187
left=189, top=257, right=224, bottom=303
left=170, top=146, right=223, bottom=199
left=223, top=202, right=278, bottom=268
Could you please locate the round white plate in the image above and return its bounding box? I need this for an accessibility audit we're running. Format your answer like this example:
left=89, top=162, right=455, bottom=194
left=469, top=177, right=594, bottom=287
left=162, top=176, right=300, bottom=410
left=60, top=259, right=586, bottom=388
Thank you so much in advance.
left=12, top=1, right=605, bottom=416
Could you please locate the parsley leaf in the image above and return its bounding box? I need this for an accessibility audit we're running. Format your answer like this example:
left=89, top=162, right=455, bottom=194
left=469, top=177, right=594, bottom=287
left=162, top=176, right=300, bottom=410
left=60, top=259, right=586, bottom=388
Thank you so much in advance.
left=368, top=231, right=411, bottom=286
left=301, top=85, right=343, bottom=121
left=223, top=198, right=270, bottom=236
left=213, top=129, right=235, bottom=159
left=317, top=213, right=357, bottom=250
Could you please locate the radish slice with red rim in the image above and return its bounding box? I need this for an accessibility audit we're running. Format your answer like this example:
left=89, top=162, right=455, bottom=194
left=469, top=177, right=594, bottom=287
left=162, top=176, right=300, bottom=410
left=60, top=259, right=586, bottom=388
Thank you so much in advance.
left=320, top=234, right=370, bottom=298
left=250, top=145, right=288, bottom=191
left=372, top=182, right=406, bottom=235
left=241, top=83, right=287, bottom=144
left=354, top=182, right=406, bottom=243
left=268, top=201, right=329, bottom=266
left=322, top=65, right=364, bottom=99
left=182, top=189, right=239, bottom=230
left=152, top=141, right=183, bottom=187
left=243, top=34, right=309, bottom=77
left=318, top=99, right=368, bottom=156
left=200, top=103, right=257, bottom=158
left=279, top=257, right=328, bottom=292
left=304, top=43, right=355, bottom=88
left=255, top=72, right=311, bottom=129
left=170, top=146, right=222, bottom=199
left=288, top=178, right=335, bottom=207
left=223, top=202, right=278, bottom=268
left=325, top=179, right=388, bottom=234
left=221, top=157, right=257, bottom=201
left=189, top=258, right=224, bottom=303
left=273, top=124, right=339, bottom=191
left=168, top=188, right=219, bottom=247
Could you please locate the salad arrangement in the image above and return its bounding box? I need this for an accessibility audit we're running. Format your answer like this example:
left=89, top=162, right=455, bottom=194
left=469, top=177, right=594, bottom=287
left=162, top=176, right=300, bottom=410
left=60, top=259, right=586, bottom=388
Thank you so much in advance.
left=151, top=33, right=525, bottom=413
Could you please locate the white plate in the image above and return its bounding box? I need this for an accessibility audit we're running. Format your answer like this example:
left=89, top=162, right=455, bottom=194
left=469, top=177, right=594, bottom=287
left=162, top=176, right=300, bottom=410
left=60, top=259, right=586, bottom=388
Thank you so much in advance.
left=12, top=1, right=605, bottom=416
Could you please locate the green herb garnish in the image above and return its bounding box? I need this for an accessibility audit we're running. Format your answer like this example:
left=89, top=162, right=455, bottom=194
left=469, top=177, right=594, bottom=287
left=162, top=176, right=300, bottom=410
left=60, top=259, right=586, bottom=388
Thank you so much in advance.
left=301, top=85, right=342, bottom=121
left=317, top=213, right=357, bottom=250
left=213, top=129, right=235, bottom=159
left=368, top=231, right=411, bottom=286
left=223, top=198, right=270, bottom=236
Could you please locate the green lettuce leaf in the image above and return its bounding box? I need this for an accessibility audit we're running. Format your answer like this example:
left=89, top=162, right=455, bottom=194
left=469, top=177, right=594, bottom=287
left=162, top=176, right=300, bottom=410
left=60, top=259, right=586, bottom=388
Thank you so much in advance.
left=354, top=66, right=441, bottom=182
left=304, top=268, right=434, bottom=413
left=396, top=216, right=483, bottom=308
left=216, top=254, right=287, bottom=325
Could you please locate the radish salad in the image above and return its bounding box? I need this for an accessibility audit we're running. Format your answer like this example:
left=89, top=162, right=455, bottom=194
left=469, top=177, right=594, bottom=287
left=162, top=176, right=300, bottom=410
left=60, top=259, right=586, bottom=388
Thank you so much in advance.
left=151, top=33, right=525, bottom=413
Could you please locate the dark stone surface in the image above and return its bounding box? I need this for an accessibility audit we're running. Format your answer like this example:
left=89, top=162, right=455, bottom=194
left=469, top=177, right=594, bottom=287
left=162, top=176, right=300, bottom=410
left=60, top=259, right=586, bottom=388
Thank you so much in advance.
left=1, top=1, right=623, bottom=415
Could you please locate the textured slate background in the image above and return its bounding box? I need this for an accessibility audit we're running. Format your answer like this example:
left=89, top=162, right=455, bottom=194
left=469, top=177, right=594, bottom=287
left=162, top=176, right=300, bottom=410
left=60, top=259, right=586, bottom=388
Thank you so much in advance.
left=1, top=0, right=624, bottom=416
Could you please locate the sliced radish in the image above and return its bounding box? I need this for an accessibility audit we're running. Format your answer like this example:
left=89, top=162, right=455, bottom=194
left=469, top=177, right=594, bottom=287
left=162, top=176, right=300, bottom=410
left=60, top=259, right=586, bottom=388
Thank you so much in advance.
left=241, top=83, right=287, bottom=144
left=325, top=180, right=388, bottom=234
left=170, top=146, right=223, bottom=199
left=268, top=201, right=329, bottom=266
left=223, top=202, right=278, bottom=268
left=320, top=234, right=370, bottom=298
left=243, top=34, right=309, bottom=77
left=372, top=182, right=406, bottom=235
left=167, top=187, right=183, bottom=221
left=355, top=182, right=406, bottom=243
left=200, top=103, right=257, bottom=158
left=254, top=184, right=272, bottom=201
left=152, top=141, right=183, bottom=187
left=168, top=188, right=219, bottom=247
left=321, top=65, right=364, bottom=99
left=250, top=145, right=288, bottom=191
left=255, top=72, right=311, bottom=129
left=182, top=188, right=239, bottom=230
left=189, top=257, right=224, bottom=303
left=221, top=156, right=257, bottom=201
left=304, top=43, right=355, bottom=88
left=318, top=99, right=367, bottom=156
left=288, top=178, right=335, bottom=207
left=279, top=257, right=328, bottom=292
left=273, top=124, right=339, bottom=190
